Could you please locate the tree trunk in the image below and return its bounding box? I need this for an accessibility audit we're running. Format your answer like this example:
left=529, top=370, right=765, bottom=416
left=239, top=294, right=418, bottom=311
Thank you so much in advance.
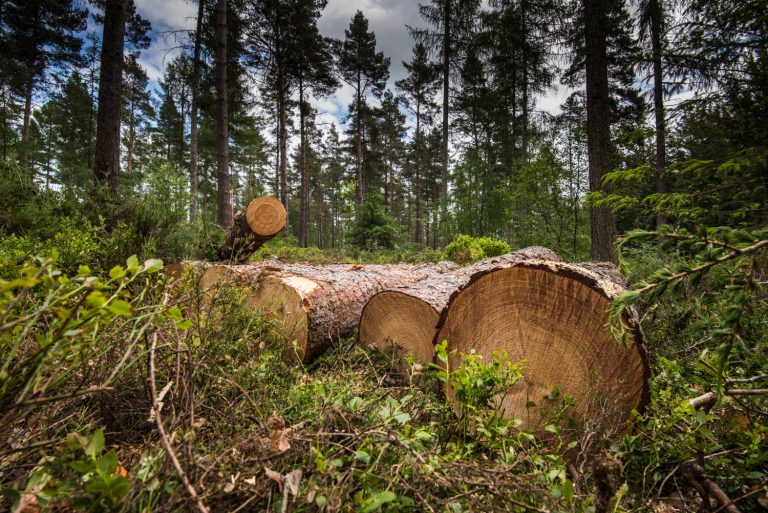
left=93, top=0, right=127, bottom=197
left=440, top=0, right=450, bottom=244
left=434, top=258, right=650, bottom=432
left=218, top=196, right=287, bottom=262
left=415, top=101, right=423, bottom=245
left=245, top=262, right=455, bottom=364
left=188, top=0, right=205, bottom=224
left=21, top=64, right=34, bottom=172
left=355, top=74, right=364, bottom=207
left=215, top=0, right=232, bottom=227
left=360, top=247, right=561, bottom=372
left=278, top=67, right=288, bottom=208
left=584, top=0, right=617, bottom=262
left=650, top=0, right=667, bottom=228
left=299, top=78, right=309, bottom=247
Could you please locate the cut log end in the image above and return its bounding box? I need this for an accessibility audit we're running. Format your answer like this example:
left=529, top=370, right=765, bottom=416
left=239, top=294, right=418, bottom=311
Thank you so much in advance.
left=245, top=195, right=287, bottom=237
left=435, top=262, right=650, bottom=432
left=359, top=290, right=440, bottom=369
left=218, top=196, right=287, bottom=263
left=245, top=275, right=315, bottom=363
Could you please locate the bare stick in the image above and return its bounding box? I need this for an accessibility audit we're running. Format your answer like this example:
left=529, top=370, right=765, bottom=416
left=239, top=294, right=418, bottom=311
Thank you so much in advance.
left=148, top=304, right=210, bottom=513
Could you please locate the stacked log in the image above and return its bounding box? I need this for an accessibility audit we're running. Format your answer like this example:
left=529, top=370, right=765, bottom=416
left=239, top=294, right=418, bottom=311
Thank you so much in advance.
left=233, top=262, right=460, bottom=364
left=218, top=196, right=287, bottom=263
left=359, top=247, right=561, bottom=369
left=433, top=259, right=650, bottom=430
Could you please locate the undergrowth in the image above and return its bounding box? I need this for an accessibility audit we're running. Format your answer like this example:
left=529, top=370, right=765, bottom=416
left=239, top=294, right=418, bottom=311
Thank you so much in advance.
left=0, top=236, right=766, bottom=512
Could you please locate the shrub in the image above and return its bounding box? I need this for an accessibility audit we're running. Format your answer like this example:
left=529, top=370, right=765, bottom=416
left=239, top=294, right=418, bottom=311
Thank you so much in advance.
left=444, top=234, right=511, bottom=264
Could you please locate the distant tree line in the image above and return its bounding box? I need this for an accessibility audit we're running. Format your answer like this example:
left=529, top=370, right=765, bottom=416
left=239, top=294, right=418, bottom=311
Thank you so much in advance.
left=0, top=0, right=765, bottom=260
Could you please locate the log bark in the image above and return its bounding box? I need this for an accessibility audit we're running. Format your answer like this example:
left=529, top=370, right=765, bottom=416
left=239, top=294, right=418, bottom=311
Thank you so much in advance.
left=359, top=247, right=561, bottom=371
left=218, top=196, right=287, bottom=263
left=243, top=262, right=457, bottom=364
left=434, top=259, right=650, bottom=432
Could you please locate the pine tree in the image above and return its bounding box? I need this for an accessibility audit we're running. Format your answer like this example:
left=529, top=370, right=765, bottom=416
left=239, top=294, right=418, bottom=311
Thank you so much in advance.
left=215, top=0, right=232, bottom=227
left=122, top=53, right=153, bottom=178
left=411, top=0, right=481, bottom=240
left=188, top=0, right=206, bottom=224
left=2, top=0, right=86, bottom=173
left=290, top=0, right=337, bottom=247
left=584, top=0, right=616, bottom=261
left=337, top=10, right=390, bottom=207
left=92, top=0, right=150, bottom=198
left=396, top=43, right=440, bottom=245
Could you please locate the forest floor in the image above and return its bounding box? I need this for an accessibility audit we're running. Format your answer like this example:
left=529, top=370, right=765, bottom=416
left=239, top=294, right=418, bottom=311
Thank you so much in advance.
left=2, top=240, right=767, bottom=513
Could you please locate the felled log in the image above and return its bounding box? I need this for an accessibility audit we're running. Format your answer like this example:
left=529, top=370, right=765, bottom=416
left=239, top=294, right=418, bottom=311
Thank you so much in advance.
left=218, top=196, right=287, bottom=263
left=358, top=247, right=561, bottom=370
left=434, top=259, right=650, bottom=431
left=243, top=262, right=456, bottom=364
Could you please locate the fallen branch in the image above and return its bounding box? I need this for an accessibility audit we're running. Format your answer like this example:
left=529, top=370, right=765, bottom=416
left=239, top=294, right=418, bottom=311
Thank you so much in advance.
left=147, top=300, right=210, bottom=513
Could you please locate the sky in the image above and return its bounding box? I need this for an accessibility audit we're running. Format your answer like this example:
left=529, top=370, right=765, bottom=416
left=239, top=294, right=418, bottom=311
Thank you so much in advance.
left=132, top=0, right=575, bottom=134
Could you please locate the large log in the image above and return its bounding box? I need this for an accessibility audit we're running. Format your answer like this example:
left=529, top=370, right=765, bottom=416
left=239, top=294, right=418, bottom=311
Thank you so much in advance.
left=218, top=196, right=287, bottom=263
left=359, top=247, right=561, bottom=370
left=244, top=262, right=457, bottom=364
left=434, top=259, right=651, bottom=431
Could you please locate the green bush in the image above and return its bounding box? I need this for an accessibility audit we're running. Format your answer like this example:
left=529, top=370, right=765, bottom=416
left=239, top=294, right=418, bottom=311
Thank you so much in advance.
left=444, top=234, right=511, bottom=264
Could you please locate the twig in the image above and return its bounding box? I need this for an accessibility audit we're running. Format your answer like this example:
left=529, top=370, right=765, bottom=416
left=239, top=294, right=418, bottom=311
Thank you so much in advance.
left=148, top=301, right=210, bottom=513
left=634, top=239, right=768, bottom=295
left=725, top=388, right=768, bottom=396
left=690, top=463, right=742, bottom=513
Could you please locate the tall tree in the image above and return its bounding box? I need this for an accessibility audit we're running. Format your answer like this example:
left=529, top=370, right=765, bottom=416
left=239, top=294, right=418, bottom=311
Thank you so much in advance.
left=122, top=53, right=153, bottom=177
left=396, top=43, right=440, bottom=245
left=638, top=0, right=668, bottom=227
left=92, top=0, right=150, bottom=197
left=215, top=0, right=232, bottom=227
left=188, top=0, right=205, bottom=223
left=290, top=0, right=337, bottom=247
left=338, top=10, right=390, bottom=207
left=584, top=0, right=616, bottom=261
left=412, top=0, right=480, bottom=240
left=3, top=0, right=86, bottom=172
left=247, top=0, right=295, bottom=208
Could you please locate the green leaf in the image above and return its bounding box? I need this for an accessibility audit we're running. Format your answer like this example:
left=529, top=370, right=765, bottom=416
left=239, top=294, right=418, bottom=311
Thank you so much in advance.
left=355, top=449, right=371, bottom=465
left=108, top=300, right=133, bottom=316
left=97, top=449, right=118, bottom=477
left=85, top=429, right=105, bottom=459
left=362, top=490, right=397, bottom=512
left=143, top=259, right=163, bottom=273
left=109, top=266, right=126, bottom=280
left=126, top=255, right=139, bottom=268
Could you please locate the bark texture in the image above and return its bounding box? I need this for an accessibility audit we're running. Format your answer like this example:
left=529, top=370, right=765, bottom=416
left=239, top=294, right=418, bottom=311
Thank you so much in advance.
left=93, top=0, right=127, bottom=196
left=434, top=258, right=650, bottom=432
left=359, top=247, right=560, bottom=369
left=215, top=0, right=232, bottom=227
left=218, top=196, right=287, bottom=263
left=584, top=0, right=617, bottom=262
left=245, top=262, right=458, bottom=364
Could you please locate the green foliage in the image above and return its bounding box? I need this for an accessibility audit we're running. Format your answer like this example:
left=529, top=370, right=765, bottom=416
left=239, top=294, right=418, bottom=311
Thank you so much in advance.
left=16, top=429, right=132, bottom=512
left=610, top=225, right=767, bottom=382
left=444, top=234, right=510, bottom=264
left=346, top=195, right=402, bottom=250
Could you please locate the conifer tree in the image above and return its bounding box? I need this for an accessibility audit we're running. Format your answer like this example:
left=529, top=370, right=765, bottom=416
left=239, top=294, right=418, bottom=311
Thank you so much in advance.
left=2, top=0, right=86, bottom=173
left=396, top=43, right=440, bottom=245
left=337, top=10, right=390, bottom=207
